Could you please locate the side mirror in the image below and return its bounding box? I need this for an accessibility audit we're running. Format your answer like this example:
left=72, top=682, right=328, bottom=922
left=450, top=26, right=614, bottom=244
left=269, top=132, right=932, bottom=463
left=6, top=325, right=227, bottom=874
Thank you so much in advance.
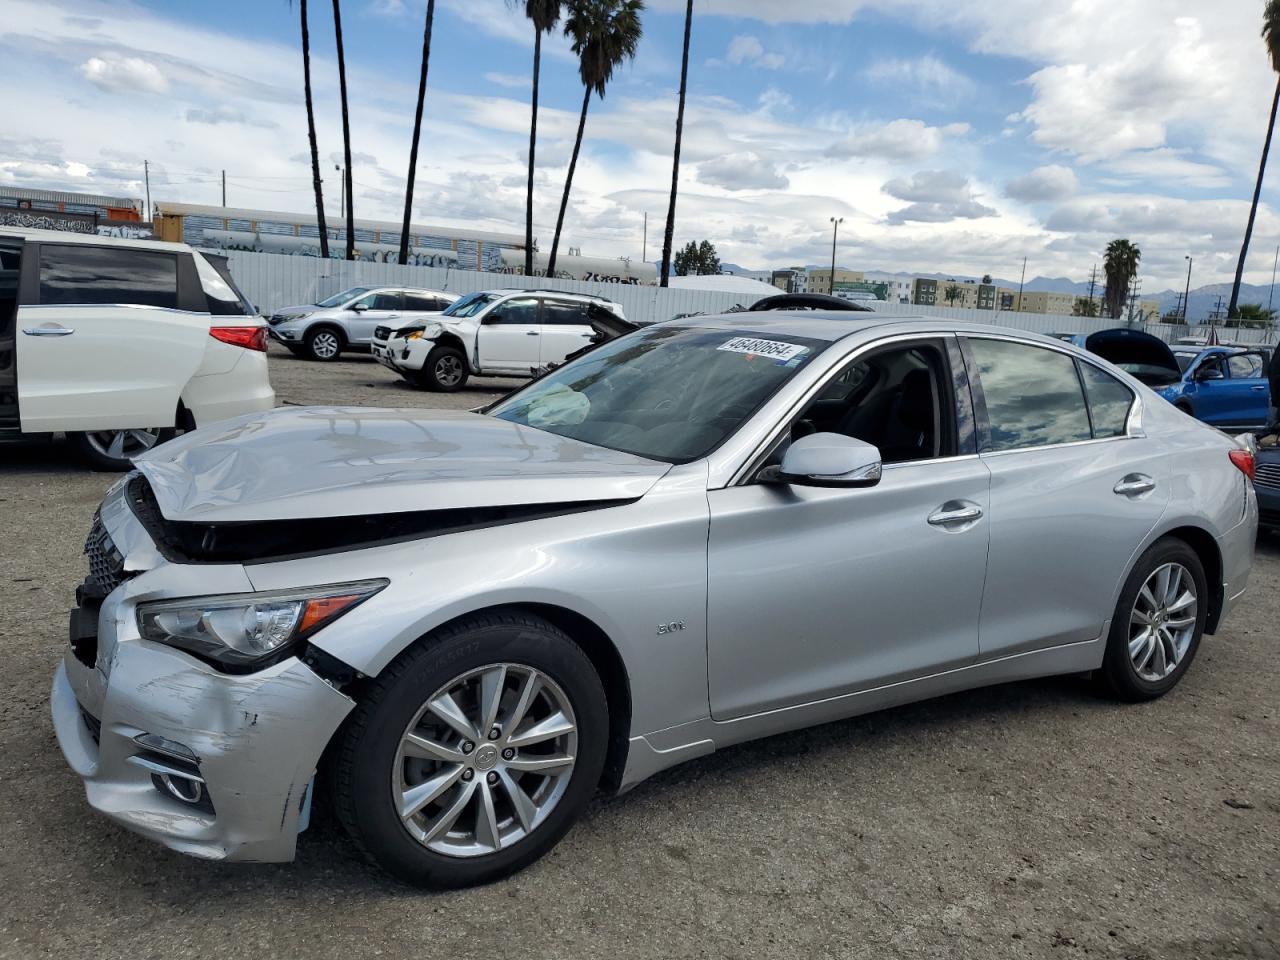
left=351, top=302, right=368, bottom=312
left=1194, top=366, right=1223, bottom=381
left=763, top=433, right=882, bottom=488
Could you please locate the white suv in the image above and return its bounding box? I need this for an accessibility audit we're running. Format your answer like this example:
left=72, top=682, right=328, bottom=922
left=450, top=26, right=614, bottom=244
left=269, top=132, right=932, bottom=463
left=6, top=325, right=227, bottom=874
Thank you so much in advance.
left=0, top=228, right=274, bottom=470
left=371, top=288, right=628, bottom=391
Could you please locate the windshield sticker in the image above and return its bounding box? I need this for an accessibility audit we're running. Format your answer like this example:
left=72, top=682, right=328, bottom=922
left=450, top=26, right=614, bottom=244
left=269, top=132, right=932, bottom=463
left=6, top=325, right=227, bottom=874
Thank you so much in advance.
left=717, top=337, right=809, bottom=363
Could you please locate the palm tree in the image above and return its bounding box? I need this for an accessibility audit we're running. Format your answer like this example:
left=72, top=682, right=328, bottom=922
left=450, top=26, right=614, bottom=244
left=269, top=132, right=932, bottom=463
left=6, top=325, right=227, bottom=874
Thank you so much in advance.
left=659, top=0, right=692, bottom=288
left=293, top=0, right=329, bottom=258
left=1229, top=1, right=1280, bottom=317
left=545, top=0, right=643, bottom=276
left=513, top=0, right=562, bottom=276
left=1103, top=238, right=1141, bottom=320
left=398, top=0, right=436, bottom=266
left=944, top=283, right=963, bottom=306
left=332, top=0, right=355, bottom=260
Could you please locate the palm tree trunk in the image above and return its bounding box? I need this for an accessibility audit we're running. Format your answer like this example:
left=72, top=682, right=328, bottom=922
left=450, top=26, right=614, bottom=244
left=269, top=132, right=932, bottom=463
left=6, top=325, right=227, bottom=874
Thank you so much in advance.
left=546, top=85, right=591, bottom=278
left=525, top=30, right=542, bottom=277
left=399, top=0, right=435, bottom=266
left=332, top=0, right=355, bottom=261
left=1230, top=75, right=1280, bottom=317
left=300, top=0, right=329, bottom=258
left=659, top=0, right=693, bottom=288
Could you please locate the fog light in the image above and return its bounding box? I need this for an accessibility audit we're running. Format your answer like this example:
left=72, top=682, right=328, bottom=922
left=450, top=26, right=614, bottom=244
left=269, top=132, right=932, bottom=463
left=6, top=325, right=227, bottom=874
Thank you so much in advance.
left=155, top=773, right=204, bottom=804
left=134, top=733, right=197, bottom=763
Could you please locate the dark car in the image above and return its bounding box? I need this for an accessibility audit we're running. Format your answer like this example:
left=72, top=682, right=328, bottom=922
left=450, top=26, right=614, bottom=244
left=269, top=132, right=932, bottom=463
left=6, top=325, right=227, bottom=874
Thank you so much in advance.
left=1256, top=436, right=1280, bottom=533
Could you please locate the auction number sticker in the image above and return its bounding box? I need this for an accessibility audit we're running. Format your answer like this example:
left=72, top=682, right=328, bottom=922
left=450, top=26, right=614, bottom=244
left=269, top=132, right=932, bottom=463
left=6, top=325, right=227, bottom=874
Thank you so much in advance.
left=717, top=336, right=808, bottom=363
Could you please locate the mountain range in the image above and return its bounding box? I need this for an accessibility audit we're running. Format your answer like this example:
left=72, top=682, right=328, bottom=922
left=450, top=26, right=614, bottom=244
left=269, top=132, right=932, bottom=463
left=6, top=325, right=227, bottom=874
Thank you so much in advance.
left=719, top=262, right=1277, bottom=323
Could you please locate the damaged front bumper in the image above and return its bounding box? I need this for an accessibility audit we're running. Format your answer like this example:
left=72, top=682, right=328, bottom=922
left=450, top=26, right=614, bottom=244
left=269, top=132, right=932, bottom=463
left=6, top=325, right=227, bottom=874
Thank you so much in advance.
left=50, top=480, right=356, bottom=863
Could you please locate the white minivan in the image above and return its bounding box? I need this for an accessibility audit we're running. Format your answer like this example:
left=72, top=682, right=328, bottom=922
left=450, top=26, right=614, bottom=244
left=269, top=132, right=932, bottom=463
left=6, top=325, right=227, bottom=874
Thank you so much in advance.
left=0, top=228, right=274, bottom=470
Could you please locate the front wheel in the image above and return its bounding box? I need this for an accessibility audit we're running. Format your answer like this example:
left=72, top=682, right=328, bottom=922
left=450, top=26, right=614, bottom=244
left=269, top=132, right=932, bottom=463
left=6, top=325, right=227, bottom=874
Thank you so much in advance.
left=333, top=612, right=608, bottom=888
left=304, top=326, right=344, bottom=362
left=71, top=426, right=174, bottom=471
left=411, top=345, right=469, bottom=392
left=1097, top=538, right=1207, bottom=701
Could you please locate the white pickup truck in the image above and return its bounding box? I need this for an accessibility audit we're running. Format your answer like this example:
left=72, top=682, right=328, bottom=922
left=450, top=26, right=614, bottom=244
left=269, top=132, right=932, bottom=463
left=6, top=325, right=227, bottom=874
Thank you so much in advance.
left=371, top=288, right=631, bottom=391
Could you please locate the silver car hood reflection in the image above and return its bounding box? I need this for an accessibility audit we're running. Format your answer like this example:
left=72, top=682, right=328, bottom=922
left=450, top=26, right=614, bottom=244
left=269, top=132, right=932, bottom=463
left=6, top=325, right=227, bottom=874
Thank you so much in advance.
left=134, top=406, right=670, bottom=522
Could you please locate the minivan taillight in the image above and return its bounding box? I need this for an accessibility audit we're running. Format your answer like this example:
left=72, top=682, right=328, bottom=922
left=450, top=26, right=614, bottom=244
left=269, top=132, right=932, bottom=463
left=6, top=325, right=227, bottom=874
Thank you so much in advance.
left=1228, top=448, right=1256, bottom=483
left=210, top=326, right=268, bottom=351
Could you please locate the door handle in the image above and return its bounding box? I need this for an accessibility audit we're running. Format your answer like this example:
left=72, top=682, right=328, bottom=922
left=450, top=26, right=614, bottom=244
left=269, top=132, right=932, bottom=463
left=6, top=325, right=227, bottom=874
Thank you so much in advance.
left=23, top=325, right=75, bottom=337
left=525, top=330, right=540, bottom=336
left=1251, top=385, right=1266, bottom=391
left=1113, top=474, right=1156, bottom=496
left=927, top=501, right=983, bottom=527
left=386, top=314, right=400, bottom=319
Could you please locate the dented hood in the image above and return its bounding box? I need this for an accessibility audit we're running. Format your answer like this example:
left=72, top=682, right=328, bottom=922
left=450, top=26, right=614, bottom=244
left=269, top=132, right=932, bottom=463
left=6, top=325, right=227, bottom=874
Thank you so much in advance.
left=134, top=406, right=670, bottom=522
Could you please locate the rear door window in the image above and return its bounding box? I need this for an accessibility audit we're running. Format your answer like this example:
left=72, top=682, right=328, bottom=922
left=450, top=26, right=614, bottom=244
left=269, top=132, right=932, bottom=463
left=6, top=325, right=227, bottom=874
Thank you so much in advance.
left=966, top=338, right=1093, bottom=451
left=542, top=301, right=589, bottom=325
left=39, top=245, right=178, bottom=309
left=194, top=253, right=251, bottom=316
left=371, top=292, right=404, bottom=311
left=1226, top=353, right=1263, bottom=378
left=404, top=292, right=444, bottom=312
left=1077, top=361, right=1134, bottom=438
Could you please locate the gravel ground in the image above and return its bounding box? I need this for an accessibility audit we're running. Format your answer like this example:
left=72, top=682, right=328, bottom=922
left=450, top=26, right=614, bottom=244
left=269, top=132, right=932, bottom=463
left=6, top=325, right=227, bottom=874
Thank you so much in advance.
left=1, top=346, right=1277, bottom=959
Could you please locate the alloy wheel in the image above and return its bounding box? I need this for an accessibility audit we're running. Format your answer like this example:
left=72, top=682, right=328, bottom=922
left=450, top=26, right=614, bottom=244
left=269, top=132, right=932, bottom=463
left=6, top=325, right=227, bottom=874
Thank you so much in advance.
left=83, top=427, right=164, bottom=462
left=311, top=331, right=340, bottom=359
left=393, top=663, right=577, bottom=858
left=434, top=354, right=463, bottom=386
left=1128, top=562, right=1198, bottom=682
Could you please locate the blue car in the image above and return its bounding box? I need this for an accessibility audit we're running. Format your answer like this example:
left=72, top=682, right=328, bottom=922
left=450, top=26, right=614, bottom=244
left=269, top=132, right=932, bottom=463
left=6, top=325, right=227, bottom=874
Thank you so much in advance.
left=1064, top=331, right=1272, bottom=430
left=1164, top=345, right=1273, bottom=429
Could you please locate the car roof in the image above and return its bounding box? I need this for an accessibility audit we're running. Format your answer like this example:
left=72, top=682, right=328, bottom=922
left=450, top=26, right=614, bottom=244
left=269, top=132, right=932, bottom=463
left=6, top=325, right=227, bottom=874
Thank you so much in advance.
left=0, top=225, right=193, bottom=254
left=478, top=288, right=620, bottom=304
left=659, top=310, right=1084, bottom=346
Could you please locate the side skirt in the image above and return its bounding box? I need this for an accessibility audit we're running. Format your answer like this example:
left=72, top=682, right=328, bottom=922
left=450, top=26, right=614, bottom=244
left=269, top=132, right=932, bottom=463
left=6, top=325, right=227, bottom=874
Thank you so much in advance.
left=617, top=635, right=1106, bottom=792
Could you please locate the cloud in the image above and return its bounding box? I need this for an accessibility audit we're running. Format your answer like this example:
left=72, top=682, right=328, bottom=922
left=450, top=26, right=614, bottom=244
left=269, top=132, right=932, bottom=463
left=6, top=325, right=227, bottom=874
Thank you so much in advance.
left=881, top=170, right=996, bottom=224
left=723, top=34, right=785, bottom=70
left=864, top=54, right=975, bottom=103
left=826, top=119, right=970, bottom=162
left=1005, top=164, right=1078, bottom=203
left=1100, top=148, right=1229, bottom=189
left=697, top=152, right=790, bottom=190
left=184, top=106, right=276, bottom=129
left=484, top=71, right=530, bottom=89
left=78, top=55, right=168, bottom=94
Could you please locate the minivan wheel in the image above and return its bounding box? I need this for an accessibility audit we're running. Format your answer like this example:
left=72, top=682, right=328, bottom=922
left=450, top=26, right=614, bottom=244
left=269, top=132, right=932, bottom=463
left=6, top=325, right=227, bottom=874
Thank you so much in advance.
left=71, top=427, right=174, bottom=471
left=333, top=612, right=608, bottom=888
left=305, top=326, right=344, bottom=361
left=416, top=345, right=469, bottom=392
left=1097, top=538, right=1207, bottom=701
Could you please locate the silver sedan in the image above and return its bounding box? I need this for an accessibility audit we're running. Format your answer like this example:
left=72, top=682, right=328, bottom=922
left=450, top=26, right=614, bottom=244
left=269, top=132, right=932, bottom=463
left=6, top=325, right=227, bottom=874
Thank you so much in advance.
left=52, top=314, right=1257, bottom=887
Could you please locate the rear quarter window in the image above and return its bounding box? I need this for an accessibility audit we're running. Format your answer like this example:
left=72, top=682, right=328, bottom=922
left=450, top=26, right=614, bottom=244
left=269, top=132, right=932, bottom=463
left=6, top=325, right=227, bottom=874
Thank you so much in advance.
left=1077, top=362, right=1134, bottom=438
left=39, top=245, right=178, bottom=309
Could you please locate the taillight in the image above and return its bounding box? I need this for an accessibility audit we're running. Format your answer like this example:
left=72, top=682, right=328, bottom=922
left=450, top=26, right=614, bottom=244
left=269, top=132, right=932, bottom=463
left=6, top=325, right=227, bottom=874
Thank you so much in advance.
left=210, top=326, right=268, bottom=351
left=1228, top=448, right=1256, bottom=483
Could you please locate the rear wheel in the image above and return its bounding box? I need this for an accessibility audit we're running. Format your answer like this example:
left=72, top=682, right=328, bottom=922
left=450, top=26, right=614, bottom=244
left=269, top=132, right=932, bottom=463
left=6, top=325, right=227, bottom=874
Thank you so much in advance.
left=333, top=612, right=608, bottom=888
left=71, top=426, right=174, bottom=471
left=305, top=326, right=344, bottom=362
left=1097, top=538, right=1207, bottom=701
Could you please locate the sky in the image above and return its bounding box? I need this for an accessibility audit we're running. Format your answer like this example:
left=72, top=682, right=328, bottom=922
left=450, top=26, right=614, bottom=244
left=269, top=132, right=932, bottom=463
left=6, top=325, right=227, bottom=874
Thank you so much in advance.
left=2, top=0, right=1279, bottom=292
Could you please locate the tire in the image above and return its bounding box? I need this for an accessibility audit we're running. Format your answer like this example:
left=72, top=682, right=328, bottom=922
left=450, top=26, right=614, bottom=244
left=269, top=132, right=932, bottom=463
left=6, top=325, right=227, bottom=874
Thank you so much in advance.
left=333, top=611, right=608, bottom=888
left=304, top=325, right=345, bottom=362
left=71, top=426, right=176, bottom=471
left=1097, top=538, right=1208, bottom=701
left=415, top=344, right=469, bottom=392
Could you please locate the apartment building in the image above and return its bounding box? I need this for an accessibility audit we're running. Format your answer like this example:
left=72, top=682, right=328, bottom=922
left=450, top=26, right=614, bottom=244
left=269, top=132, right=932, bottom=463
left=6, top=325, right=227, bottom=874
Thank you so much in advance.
left=770, top=267, right=810, bottom=294
left=807, top=268, right=864, bottom=295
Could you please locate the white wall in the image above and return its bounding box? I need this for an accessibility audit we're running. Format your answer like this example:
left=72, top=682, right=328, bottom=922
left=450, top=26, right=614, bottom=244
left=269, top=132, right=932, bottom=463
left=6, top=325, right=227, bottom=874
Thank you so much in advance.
left=225, top=249, right=1275, bottom=344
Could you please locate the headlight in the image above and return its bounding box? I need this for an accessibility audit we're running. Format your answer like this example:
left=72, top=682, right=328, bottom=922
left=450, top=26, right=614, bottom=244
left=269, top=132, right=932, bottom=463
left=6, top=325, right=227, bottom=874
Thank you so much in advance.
left=406, top=322, right=442, bottom=342
left=137, top=579, right=387, bottom=671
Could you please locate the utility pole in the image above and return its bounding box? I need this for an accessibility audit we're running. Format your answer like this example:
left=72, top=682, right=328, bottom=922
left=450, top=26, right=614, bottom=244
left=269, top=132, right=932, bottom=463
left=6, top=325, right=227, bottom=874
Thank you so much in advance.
left=1269, top=244, right=1279, bottom=316
left=335, top=164, right=344, bottom=217
left=1087, top=263, right=1098, bottom=316
left=1182, top=255, right=1193, bottom=324
left=828, top=216, right=843, bottom=295
left=221, top=169, right=226, bottom=207
left=1126, top=275, right=1142, bottom=328
left=143, top=159, right=151, bottom=222
left=1016, top=256, right=1027, bottom=311
left=642, top=212, right=647, bottom=263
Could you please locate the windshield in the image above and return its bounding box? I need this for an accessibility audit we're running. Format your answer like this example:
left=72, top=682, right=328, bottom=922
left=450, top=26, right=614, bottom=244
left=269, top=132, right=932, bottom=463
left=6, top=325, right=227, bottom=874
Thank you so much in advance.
left=488, top=325, right=828, bottom=463
left=1173, top=352, right=1197, bottom=373
left=442, top=291, right=501, bottom=318
left=317, top=286, right=370, bottom=308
